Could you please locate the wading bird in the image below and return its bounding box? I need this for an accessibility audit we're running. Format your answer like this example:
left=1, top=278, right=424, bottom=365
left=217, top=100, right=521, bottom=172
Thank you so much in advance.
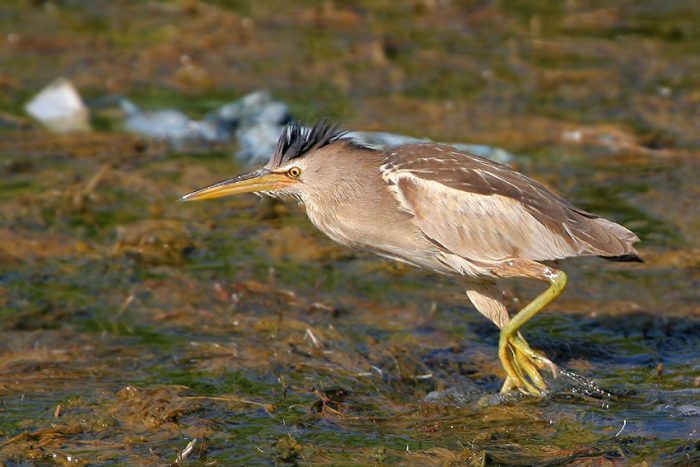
left=182, top=121, right=641, bottom=395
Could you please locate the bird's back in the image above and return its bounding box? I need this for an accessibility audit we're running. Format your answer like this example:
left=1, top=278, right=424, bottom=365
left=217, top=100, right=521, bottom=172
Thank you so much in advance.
left=380, top=143, right=640, bottom=266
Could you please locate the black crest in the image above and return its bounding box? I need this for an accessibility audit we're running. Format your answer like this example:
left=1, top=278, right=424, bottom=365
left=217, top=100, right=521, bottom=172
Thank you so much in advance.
left=269, top=120, right=348, bottom=167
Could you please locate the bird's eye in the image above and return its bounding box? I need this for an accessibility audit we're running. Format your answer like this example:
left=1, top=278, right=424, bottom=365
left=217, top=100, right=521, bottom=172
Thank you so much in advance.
left=288, top=167, right=301, bottom=178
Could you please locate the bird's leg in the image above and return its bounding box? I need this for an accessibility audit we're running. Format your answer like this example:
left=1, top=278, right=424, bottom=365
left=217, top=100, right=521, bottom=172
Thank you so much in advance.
left=466, top=281, right=511, bottom=329
left=491, top=260, right=568, bottom=396
left=466, top=281, right=545, bottom=393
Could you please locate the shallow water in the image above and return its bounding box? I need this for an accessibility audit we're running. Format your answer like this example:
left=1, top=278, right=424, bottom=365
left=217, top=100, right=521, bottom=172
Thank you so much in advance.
left=1, top=1, right=699, bottom=464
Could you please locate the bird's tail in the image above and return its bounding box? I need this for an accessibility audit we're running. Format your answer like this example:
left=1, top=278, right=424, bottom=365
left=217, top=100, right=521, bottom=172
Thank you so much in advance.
left=586, top=217, right=642, bottom=262
left=601, top=253, right=644, bottom=262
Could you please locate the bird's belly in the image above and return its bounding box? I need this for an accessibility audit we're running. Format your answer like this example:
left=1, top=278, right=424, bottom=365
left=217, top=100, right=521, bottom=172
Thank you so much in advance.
left=305, top=202, right=484, bottom=276
left=306, top=203, right=417, bottom=253
left=368, top=245, right=490, bottom=278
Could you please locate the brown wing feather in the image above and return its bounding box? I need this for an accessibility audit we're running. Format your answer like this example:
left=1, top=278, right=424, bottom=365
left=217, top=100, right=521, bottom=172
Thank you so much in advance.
left=381, top=144, right=639, bottom=262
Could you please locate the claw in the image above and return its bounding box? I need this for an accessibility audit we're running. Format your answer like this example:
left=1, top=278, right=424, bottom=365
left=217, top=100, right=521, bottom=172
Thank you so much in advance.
left=500, top=375, right=517, bottom=393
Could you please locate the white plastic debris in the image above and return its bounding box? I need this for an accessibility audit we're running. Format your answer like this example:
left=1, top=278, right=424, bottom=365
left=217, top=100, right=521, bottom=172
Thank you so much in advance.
left=562, top=129, right=583, bottom=143
left=24, top=78, right=90, bottom=133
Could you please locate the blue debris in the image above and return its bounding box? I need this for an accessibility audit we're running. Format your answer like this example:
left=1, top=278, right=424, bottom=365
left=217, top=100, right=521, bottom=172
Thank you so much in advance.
left=121, top=90, right=514, bottom=165
left=217, top=91, right=290, bottom=163
left=347, top=131, right=515, bottom=164
left=121, top=99, right=229, bottom=150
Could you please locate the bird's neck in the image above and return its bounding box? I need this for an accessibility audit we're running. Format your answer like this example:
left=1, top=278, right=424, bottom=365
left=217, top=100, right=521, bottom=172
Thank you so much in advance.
left=300, top=152, right=411, bottom=249
left=303, top=148, right=383, bottom=204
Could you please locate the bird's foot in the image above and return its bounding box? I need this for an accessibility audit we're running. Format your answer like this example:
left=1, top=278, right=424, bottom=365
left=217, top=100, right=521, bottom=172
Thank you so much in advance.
left=498, top=333, right=557, bottom=396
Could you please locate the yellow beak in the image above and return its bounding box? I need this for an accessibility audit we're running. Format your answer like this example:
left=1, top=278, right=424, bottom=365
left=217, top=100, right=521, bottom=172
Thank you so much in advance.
left=180, top=169, right=293, bottom=201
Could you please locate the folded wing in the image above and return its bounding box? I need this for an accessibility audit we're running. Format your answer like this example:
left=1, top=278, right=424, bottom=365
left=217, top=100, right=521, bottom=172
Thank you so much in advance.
left=380, top=144, right=639, bottom=263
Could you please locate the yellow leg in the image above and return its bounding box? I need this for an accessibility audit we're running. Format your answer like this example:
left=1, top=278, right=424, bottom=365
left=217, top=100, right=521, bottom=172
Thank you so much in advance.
left=498, top=270, right=567, bottom=396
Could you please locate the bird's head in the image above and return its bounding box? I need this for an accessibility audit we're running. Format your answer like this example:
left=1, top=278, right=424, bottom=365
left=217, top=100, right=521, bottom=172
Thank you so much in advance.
left=181, top=120, right=355, bottom=202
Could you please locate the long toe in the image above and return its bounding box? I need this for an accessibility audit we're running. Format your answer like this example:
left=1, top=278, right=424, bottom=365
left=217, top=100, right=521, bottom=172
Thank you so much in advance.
left=499, top=336, right=542, bottom=395
left=514, top=348, right=547, bottom=391
left=512, top=335, right=558, bottom=377
left=499, top=334, right=558, bottom=396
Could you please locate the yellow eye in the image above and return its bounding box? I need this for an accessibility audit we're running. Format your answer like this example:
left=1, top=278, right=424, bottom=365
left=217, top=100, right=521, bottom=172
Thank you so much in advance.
left=288, top=167, right=301, bottom=178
